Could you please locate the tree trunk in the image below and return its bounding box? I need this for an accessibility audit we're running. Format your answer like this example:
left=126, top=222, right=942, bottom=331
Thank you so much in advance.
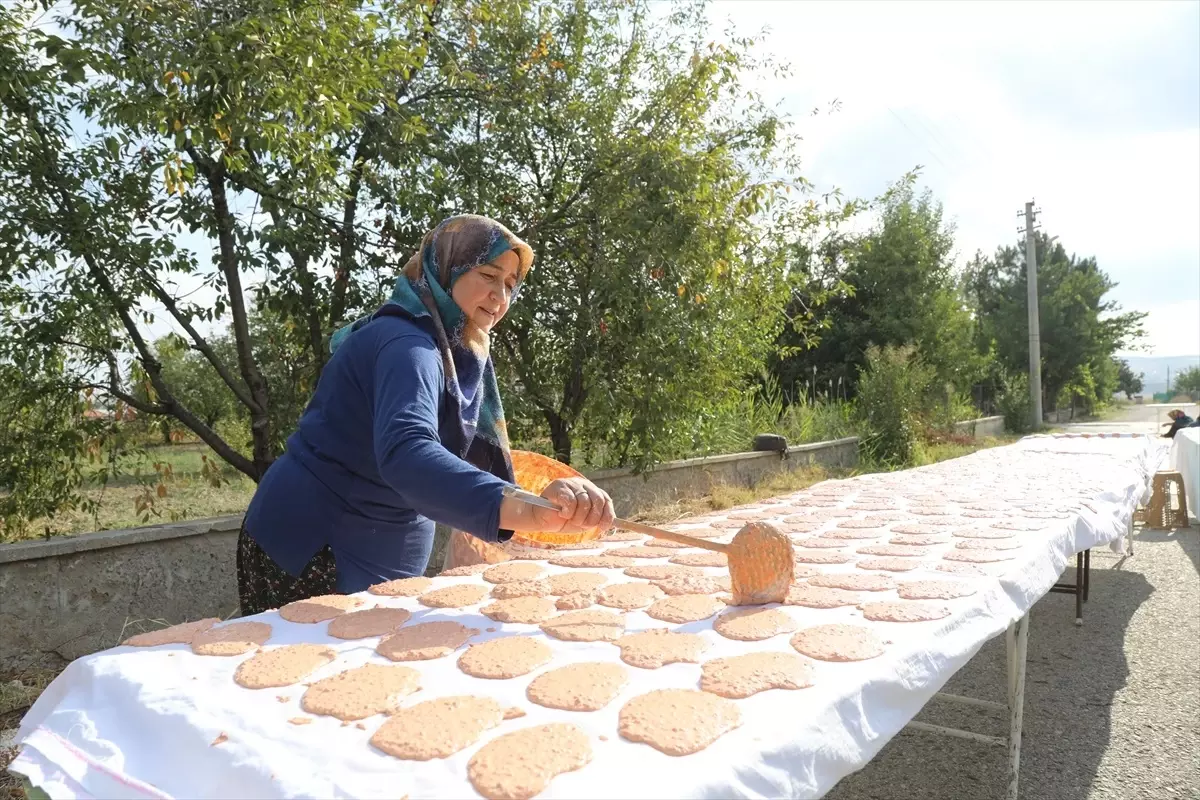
left=548, top=415, right=572, bottom=465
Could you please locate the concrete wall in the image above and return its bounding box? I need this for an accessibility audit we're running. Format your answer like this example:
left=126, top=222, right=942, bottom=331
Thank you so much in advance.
left=952, top=416, right=1006, bottom=438
left=0, top=437, right=859, bottom=674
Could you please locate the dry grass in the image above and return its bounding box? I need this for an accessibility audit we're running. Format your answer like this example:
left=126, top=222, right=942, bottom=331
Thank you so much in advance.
left=6, top=443, right=255, bottom=543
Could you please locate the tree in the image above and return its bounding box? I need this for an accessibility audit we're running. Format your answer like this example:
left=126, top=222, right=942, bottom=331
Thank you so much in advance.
left=772, top=175, right=984, bottom=404
left=2, top=0, right=840, bottom=534
left=1175, top=365, right=1200, bottom=398
left=968, top=232, right=1146, bottom=414
left=1, top=0, right=478, bottom=482
left=1114, top=358, right=1144, bottom=400
left=477, top=1, right=835, bottom=467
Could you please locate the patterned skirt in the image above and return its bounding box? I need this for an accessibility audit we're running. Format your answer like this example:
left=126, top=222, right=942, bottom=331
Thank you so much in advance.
left=236, top=525, right=339, bottom=616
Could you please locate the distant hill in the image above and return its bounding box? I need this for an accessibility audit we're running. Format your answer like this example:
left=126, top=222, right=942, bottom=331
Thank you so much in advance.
left=1117, top=354, right=1200, bottom=395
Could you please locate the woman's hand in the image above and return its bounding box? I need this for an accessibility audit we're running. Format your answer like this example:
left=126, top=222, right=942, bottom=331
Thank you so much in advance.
left=497, top=477, right=615, bottom=534
left=532, top=478, right=615, bottom=533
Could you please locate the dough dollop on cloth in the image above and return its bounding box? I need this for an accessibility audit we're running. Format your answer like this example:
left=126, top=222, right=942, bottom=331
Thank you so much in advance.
left=540, top=610, right=626, bottom=642
left=367, top=577, right=433, bottom=597
left=278, top=594, right=362, bottom=623
left=123, top=618, right=217, bottom=647
left=326, top=607, right=412, bottom=640
left=483, top=562, right=546, bottom=584
left=614, top=629, right=708, bottom=669
left=190, top=621, right=272, bottom=656
left=233, top=644, right=336, bottom=689
left=597, top=582, right=664, bottom=610
left=467, top=723, right=593, bottom=800
left=546, top=572, right=607, bottom=595
left=458, top=636, right=553, bottom=679
left=300, top=663, right=420, bottom=720
left=480, top=597, right=558, bottom=624
left=618, top=689, right=742, bottom=755
left=700, top=652, right=815, bottom=699
left=418, top=584, right=490, bottom=608
left=645, top=594, right=725, bottom=623
left=376, top=621, right=478, bottom=661
left=526, top=662, right=628, bottom=711
left=790, top=623, right=886, bottom=662
left=370, top=696, right=505, bottom=760
left=712, top=608, right=798, bottom=641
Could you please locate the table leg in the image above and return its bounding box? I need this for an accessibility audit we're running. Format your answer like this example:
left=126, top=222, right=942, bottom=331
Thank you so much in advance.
left=1006, top=614, right=1030, bottom=800
left=1083, top=549, right=1091, bottom=602
left=1074, top=552, right=1084, bottom=626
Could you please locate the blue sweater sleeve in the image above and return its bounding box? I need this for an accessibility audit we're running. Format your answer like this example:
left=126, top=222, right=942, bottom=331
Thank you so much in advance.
left=372, top=334, right=507, bottom=541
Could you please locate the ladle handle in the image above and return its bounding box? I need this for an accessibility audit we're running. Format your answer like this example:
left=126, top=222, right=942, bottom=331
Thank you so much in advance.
left=502, top=486, right=728, bottom=554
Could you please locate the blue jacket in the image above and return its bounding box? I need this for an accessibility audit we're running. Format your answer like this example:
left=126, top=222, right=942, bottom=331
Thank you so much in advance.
left=244, top=314, right=509, bottom=593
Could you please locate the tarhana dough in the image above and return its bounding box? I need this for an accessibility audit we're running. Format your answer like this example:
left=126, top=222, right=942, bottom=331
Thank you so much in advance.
left=808, top=573, right=896, bottom=592
left=418, top=583, right=489, bottom=608
left=123, top=618, right=217, bottom=647
left=792, top=550, right=856, bottom=565
left=327, top=607, right=412, bottom=640
left=783, top=584, right=861, bottom=609
left=651, top=573, right=729, bottom=596
left=458, top=636, right=553, bottom=679
left=278, top=594, right=362, bottom=624
left=606, top=546, right=678, bottom=560
left=371, top=696, right=505, bottom=760
left=952, top=528, right=1018, bottom=540
left=668, top=552, right=728, bottom=568
left=546, top=572, right=607, bottom=595
left=376, top=621, right=478, bottom=661
left=467, top=723, right=592, bottom=800
left=943, top=549, right=1016, bottom=563
left=712, top=608, right=797, bottom=641
left=700, top=652, right=815, bottom=699
left=897, top=580, right=977, bottom=600
left=555, top=592, right=595, bottom=610
left=597, top=582, right=664, bottom=610
left=481, top=596, right=558, bottom=624
left=618, top=689, right=741, bottom=756
left=490, top=579, right=552, bottom=599
left=793, top=538, right=850, bottom=550
left=888, top=535, right=948, bottom=547
left=614, top=629, right=708, bottom=669
left=645, top=594, right=725, bottom=624
left=526, top=662, right=628, bottom=711
left=790, top=623, right=886, bottom=662
left=367, top=577, right=433, bottom=597
left=233, top=644, right=336, bottom=689
left=300, top=663, right=420, bottom=720
left=549, top=554, right=636, bottom=569
left=483, top=562, right=546, bottom=584
left=823, top=529, right=886, bottom=540
left=190, top=621, right=272, bottom=656
left=440, top=563, right=492, bottom=577
left=955, top=538, right=1022, bottom=551
left=857, top=544, right=929, bottom=557
left=859, top=600, right=950, bottom=622
left=540, top=609, right=626, bottom=642
left=856, top=557, right=922, bottom=572
left=624, top=564, right=702, bottom=581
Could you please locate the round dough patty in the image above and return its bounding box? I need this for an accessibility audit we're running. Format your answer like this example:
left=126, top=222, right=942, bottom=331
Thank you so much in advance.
left=526, top=662, right=628, bottom=711
left=790, top=623, right=885, bottom=662
left=618, top=689, right=741, bottom=756
left=458, top=636, right=552, bottom=679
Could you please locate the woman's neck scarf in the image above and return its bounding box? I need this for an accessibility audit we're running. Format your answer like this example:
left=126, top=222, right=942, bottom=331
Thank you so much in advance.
left=329, top=215, right=534, bottom=482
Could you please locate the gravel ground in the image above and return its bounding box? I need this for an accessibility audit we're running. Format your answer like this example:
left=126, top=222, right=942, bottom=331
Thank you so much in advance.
left=826, top=522, right=1200, bottom=800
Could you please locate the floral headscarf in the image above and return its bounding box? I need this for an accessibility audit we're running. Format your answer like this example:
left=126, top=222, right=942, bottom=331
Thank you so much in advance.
left=330, top=214, right=534, bottom=480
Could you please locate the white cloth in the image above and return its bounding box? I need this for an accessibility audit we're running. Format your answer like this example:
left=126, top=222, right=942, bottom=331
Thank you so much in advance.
left=11, top=435, right=1164, bottom=800
left=1169, top=427, right=1200, bottom=522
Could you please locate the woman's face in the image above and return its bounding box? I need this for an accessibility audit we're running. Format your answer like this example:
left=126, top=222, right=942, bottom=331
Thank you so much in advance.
left=451, top=249, right=521, bottom=333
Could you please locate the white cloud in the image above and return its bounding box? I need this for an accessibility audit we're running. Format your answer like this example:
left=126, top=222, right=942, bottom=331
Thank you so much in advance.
left=709, top=0, right=1200, bottom=356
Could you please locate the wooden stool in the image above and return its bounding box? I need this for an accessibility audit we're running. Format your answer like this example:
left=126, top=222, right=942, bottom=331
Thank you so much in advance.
left=1145, top=471, right=1189, bottom=529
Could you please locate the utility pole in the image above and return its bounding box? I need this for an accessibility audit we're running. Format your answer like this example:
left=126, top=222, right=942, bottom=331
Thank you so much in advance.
left=1019, top=200, right=1043, bottom=429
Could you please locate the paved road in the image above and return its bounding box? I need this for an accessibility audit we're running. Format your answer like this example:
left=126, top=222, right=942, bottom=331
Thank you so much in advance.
left=1061, top=403, right=1198, bottom=436
left=827, top=523, right=1200, bottom=800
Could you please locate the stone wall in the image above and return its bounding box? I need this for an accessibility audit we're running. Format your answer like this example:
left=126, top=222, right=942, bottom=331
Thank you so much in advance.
left=952, top=416, right=1006, bottom=438
left=0, top=434, right=870, bottom=673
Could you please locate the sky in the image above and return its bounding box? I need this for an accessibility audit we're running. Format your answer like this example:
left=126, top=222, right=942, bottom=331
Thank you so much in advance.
left=706, top=0, right=1200, bottom=357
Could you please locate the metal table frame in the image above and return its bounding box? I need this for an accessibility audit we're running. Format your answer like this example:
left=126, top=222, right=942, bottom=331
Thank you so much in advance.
left=904, top=613, right=1030, bottom=800
left=1049, top=549, right=1091, bottom=625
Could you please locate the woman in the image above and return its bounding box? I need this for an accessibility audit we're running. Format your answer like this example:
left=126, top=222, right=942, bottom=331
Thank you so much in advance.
left=237, top=215, right=615, bottom=615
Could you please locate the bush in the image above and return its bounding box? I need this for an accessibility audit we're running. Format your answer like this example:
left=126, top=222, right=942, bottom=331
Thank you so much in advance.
left=855, top=345, right=934, bottom=468
left=997, top=371, right=1033, bottom=434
